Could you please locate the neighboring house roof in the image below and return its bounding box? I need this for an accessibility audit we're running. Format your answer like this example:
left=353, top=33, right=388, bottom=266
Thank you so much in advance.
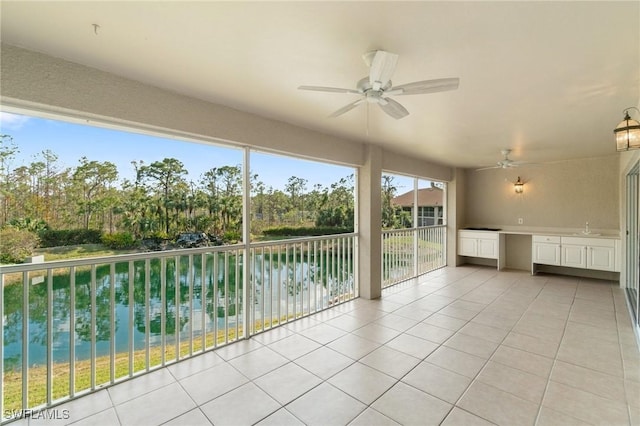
left=392, top=187, right=443, bottom=207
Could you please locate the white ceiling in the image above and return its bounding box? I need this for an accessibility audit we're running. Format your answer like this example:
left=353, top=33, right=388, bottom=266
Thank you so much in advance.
left=1, top=1, right=639, bottom=169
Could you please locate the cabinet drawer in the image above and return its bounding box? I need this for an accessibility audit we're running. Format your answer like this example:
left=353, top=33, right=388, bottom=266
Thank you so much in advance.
left=533, top=235, right=560, bottom=244
left=458, top=231, right=498, bottom=240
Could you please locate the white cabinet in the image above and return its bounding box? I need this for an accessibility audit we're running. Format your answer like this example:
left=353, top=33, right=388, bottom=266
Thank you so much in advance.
left=532, top=235, right=561, bottom=266
left=532, top=235, right=619, bottom=273
left=588, top=245, right=616, bottom=271
left=458, top=231, right=498, bottom=259
left=561, top=243, right=587, bottom=269
left=560, top=237, right=617, bottom=272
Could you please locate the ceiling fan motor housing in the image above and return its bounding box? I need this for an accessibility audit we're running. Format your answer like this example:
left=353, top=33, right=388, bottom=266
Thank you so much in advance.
left=357, top=77, right=391, bottom=103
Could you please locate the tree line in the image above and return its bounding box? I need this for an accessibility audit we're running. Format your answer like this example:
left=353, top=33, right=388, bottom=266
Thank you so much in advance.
left=0, top=135, right=361, bottom=243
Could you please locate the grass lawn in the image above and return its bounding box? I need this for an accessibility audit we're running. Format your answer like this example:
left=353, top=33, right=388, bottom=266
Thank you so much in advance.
left=33, top=244, right=139, bottom=262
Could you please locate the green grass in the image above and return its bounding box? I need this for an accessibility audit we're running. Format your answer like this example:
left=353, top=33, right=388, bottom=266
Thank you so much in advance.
left=33, top=243, right=138, bottom=262
left=3, top=326, right=244, bottom=412
left=2, top=303, right=357, bottom=414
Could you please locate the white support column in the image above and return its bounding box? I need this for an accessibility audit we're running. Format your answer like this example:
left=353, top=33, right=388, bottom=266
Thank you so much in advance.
left=358, top=145, right=383, bottom=299
left=242, top=146, right=251, bottom=338
left=413, top=178, right=419, bottom=276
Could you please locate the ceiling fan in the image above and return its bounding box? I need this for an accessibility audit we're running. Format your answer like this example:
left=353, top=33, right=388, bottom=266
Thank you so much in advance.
left=298, top=50, right=459, bottom=120
left=476, top=149, right=532, bottom=171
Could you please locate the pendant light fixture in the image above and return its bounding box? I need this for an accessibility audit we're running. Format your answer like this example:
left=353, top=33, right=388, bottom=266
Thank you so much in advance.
left=614, top=107, right=640, bottom=151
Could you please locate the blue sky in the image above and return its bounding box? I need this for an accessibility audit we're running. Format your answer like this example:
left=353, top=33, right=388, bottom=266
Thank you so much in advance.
left=0, top=111, right=358, bottom=190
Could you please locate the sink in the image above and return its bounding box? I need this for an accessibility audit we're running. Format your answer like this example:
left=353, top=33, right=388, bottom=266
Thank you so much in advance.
left=573, top=232, right=601, bottom=236
left=465, top=227, right=501, bottom=231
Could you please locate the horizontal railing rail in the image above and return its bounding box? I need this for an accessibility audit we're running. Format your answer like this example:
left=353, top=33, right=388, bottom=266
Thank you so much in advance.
left=1, top=234, right=357, bottom=422
left=0, top=244, right=243, bottom=273
left=382, top=225, right=446, bottom=288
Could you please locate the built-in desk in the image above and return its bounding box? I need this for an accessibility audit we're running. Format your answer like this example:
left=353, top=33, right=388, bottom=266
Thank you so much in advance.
left=458, top=228, right=621, bottom=279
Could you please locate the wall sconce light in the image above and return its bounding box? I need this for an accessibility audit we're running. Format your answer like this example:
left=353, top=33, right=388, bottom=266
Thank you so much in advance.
left=514, top=176, right=524, bottom=194
left=614, top=107, right=640, bottom=151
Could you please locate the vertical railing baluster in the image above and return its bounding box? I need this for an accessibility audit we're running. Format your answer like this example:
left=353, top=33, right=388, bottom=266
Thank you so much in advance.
left=22, top=271, right=28, bottom=409
left=144, top=259, right=151, bottom=371
left=224, top=251, right=229, bottom=345
left=350, top=236, right=355, bottom=298
left=69, top=267, right=76, bottom=398
left=323, top=240, right=327, bottom=308
left=292, top=244, right=297, bottom=318
left=299, top=242, right=304, bottom=315
left=128, top=262, right=134, bottom=375
left=160, top=257, right=166, bottom=365
left=301, top=243, right=305, bottom=315
left=268, top=247, right=273, bottom=327
left=187, top=255, right=194, bottom=357
left=391, top=232, right=395, bottom=282
left=213, top=253, right=219, bottom=348
left=308, top=241, right=313, bottom=314
left=333, top=238, right=337, bottom=303
left=110, top=264, right=116, bottom=383
left=235, top=249, right=240, bottom=341
left=285, top=245, right=289, bottom=322
left=261, top=247, right=266, bottom=331
left=342, top=237, right=346, bottom=299
left=277, top=245, right=282, bottom=324
left=382, top=233, right=386, bottom=287
left=316, top=241, right=321, bottom=311
left=46, top=270, right=53, bottom=405
left=90, top=265, right=97, bottom=389
left=174, top=255, right=180, bottom=360
left=337, top=238, right=342, bottom=302
left=201, top=253, right=207, bottom=353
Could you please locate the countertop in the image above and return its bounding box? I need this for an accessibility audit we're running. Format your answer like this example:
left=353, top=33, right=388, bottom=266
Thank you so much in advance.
left=461, top=226, right=620, bottom=239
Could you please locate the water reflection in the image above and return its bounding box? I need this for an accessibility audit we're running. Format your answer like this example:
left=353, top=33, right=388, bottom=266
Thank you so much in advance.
left=3, top=252, right=352, bottom=368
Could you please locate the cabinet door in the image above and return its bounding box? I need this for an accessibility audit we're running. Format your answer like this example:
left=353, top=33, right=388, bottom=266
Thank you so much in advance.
left=478, top=238, right=498, bottom=259
left=533, top=243, right=561, bottom=266
left=458, top=237, right=478, bottom=257
left=588, top=246, right=616, bottom=271
left=562, top=244, right=586, bottom=268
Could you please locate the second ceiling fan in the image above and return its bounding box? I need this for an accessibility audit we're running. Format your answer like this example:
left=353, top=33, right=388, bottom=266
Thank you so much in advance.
left=477, top=149, right=534, bottom=171
left=299, top=50, right=459, bottom=120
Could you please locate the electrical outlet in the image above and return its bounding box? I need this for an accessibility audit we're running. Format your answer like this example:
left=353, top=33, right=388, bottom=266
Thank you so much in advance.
left=518, top=218, right=524, bottom=225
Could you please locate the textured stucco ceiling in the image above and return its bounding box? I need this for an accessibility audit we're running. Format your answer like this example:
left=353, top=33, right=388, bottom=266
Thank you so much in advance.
left=1, top=1, right=639, bottom=168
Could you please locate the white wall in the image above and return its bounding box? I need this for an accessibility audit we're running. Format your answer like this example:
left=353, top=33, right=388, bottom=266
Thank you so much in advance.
left=464, top=155, right=620, bottom=234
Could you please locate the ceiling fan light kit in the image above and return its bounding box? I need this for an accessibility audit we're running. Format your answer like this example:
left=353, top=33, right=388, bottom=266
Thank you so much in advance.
left=614, top=107, right=640, bottom=152
left=299, top=50, right=459, bottom=120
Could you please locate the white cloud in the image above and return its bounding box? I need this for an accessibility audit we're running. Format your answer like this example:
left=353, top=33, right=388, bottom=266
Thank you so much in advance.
left=0, top=112, right=30, bottom=131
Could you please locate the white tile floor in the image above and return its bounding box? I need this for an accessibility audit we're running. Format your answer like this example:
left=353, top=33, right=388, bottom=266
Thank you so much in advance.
left=23, top=266, right=640, bottom=425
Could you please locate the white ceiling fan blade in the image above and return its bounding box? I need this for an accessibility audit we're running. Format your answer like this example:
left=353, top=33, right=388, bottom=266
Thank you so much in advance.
left=378, top=97, right=409, bottom=120
left=329, top=99, right=365, bottom=118
left=298, top=85, right=360, bottom=94
left=387, top=78, right=460, bottom=96
left=510, top=161, right=538, bottom=167
left=475, top=165, right=502, bottom=171
left=369, top=50, right=398, bottom=91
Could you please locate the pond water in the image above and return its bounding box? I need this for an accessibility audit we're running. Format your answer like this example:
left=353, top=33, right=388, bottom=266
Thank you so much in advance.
left=3, top=252, right=354, bottom=368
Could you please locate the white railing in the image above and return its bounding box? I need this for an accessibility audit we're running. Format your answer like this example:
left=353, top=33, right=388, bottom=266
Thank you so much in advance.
left=249, top=234, right=357, bottom=334
left=0, top=234, right=357, bottom=421
left=382, top=225, right=446, bottom=288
